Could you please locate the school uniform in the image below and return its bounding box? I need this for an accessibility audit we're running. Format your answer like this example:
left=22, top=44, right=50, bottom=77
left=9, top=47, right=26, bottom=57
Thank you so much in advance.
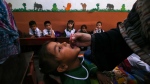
left=60, top=57, right=98, bottom=84
left=29, top=27, right=42, bottom=37
left=64, top=28, right=75, bottom=37
left=94, top=28, right=104, bottom=33
left=43, top=29, right=55, bottom=36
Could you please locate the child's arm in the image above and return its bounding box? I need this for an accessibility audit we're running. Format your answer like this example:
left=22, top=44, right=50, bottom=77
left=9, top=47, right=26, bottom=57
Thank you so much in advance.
left=93, top=28, right=97, bottom=34
left=29, top=28, right=35, bottom=38
left=36, top=29, right=42, bottom=37
left=50, top=30, right=55, bottom=38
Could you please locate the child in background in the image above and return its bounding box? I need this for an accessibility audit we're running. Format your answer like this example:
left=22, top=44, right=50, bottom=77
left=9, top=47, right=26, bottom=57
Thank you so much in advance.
left=63, top=20, right=76, bottom=37
left=39, top=41, right=98, bottom=84
left=77, top=24, right=88, bottom=33
left=77, top=24, right=89, bottom=51
left=93, top=21, right=104, bottom=34
left=29, top=20, right=42, bottom=38
left=43, top=21, right=55, bottom=38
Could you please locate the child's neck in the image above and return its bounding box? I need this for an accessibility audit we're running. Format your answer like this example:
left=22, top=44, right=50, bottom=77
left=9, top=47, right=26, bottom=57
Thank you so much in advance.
left=68, top=27, right=72, bottom=30
left=67, top=58, right=80, bottom=71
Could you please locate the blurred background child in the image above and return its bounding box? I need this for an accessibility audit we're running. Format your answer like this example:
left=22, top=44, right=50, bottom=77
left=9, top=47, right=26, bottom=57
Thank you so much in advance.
left=93, top=21, right=104, bottom=34
left=63, top=20, right=76, bottom=37
left=29, top=20, right=42, bottom=38
left=77, top=24, right=89, bottom=51
left=77, top=24, right=88, bottom=33
left=43, top=21, right=55, bottom=38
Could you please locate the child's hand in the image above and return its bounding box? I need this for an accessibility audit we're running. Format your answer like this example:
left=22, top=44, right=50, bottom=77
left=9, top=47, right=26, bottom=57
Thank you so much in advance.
left=83, top=29, right=87, bottom=33
left=31, top=35, right=35, bottom=38
left=95, top=28, right=98, bottom=30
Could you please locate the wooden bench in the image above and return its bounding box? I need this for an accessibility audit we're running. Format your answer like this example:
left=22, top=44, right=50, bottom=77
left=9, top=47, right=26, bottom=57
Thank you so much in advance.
left=33, top=56, right=60, bottom=84
left=19, top=37, right=56, bottom=46
left=0, top=51, right=34, bottom=84
left=20, top=37, right=70, bottom=54
left=20, top=37, right=56, bottom=53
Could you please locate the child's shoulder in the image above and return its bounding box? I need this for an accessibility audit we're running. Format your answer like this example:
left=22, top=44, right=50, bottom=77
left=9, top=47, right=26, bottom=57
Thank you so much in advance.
left=36, top=27, right=41, bottom=30
left=43, top=28, right=47, bottom=30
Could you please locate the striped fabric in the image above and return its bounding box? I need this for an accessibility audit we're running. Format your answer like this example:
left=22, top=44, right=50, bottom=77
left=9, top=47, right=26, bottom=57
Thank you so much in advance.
left=120, top=0, right=150, bottom=65
left=0, top=0, right=20, bottom=64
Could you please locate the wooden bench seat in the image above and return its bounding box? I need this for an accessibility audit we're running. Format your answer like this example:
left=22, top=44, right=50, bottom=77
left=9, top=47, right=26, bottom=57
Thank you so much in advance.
left=0, top=51, right=34, bottom=84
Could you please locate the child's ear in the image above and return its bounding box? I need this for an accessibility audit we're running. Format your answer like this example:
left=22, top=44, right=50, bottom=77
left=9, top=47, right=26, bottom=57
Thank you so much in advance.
left=57, top=64, right=68, bottom=72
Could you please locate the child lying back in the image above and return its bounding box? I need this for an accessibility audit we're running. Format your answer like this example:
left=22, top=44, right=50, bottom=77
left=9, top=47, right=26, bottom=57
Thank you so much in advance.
left=39, top=41, right=98, bottom=84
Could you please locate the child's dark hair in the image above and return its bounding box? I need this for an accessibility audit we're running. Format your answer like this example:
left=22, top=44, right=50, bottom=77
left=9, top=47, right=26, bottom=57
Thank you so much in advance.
left=29, top=20, right=36, bottom=27
left=81, top=24, right=87, bottom=29
left=38, top=41, right=61, bottom=76
left=67, top=20, right=74, bottom=28
left=96, top=21, right=102, bottom=25
left=44, top=21, right=51, bottom=25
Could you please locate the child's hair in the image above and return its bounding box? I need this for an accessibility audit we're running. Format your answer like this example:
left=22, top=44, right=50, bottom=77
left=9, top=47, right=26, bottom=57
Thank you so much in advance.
left=67, top=20, right=74, bottom=28
left=29, top=20, right=36, bottom=27
left=38, top=41, right=61, bottom=75
left=44, top=21, right=51, bottom=26
left=116, top=22, right=122, bottom=28
left=81, top=24, right=87, bottom=29
left=96, top=21, right=102, bottom=26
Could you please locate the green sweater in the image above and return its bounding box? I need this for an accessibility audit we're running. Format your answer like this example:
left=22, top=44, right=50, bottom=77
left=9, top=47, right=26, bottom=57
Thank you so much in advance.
left=60, top=57, right=98, bottom=84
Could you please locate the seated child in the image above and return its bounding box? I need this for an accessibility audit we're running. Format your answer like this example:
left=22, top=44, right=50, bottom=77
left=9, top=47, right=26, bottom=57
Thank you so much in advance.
left=29, top=20, right=42, bottom=38
left=38, top=41, right=98, bottom=84
left=43, top=21, right=55, bottom=37
left=77, top=24, right=88, bottom=33
left=77, top=24, right=89, bottom=51
left=93, top=21, right=104, bottom=34
left=63, top=20, right=76, bottom=37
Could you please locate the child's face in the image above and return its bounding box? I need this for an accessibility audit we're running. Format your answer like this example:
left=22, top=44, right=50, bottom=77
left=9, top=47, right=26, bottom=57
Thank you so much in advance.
left=30, top=24, right=37, bottom=30
left=82, top=27, right=87, bottom=32
left=96, top=23, right=102, bottom=29
left=45, top=23, right=52, bottom=30
left=47, top=42, right=80, bottom=64
left=68, top=23, right=73, bottom=28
